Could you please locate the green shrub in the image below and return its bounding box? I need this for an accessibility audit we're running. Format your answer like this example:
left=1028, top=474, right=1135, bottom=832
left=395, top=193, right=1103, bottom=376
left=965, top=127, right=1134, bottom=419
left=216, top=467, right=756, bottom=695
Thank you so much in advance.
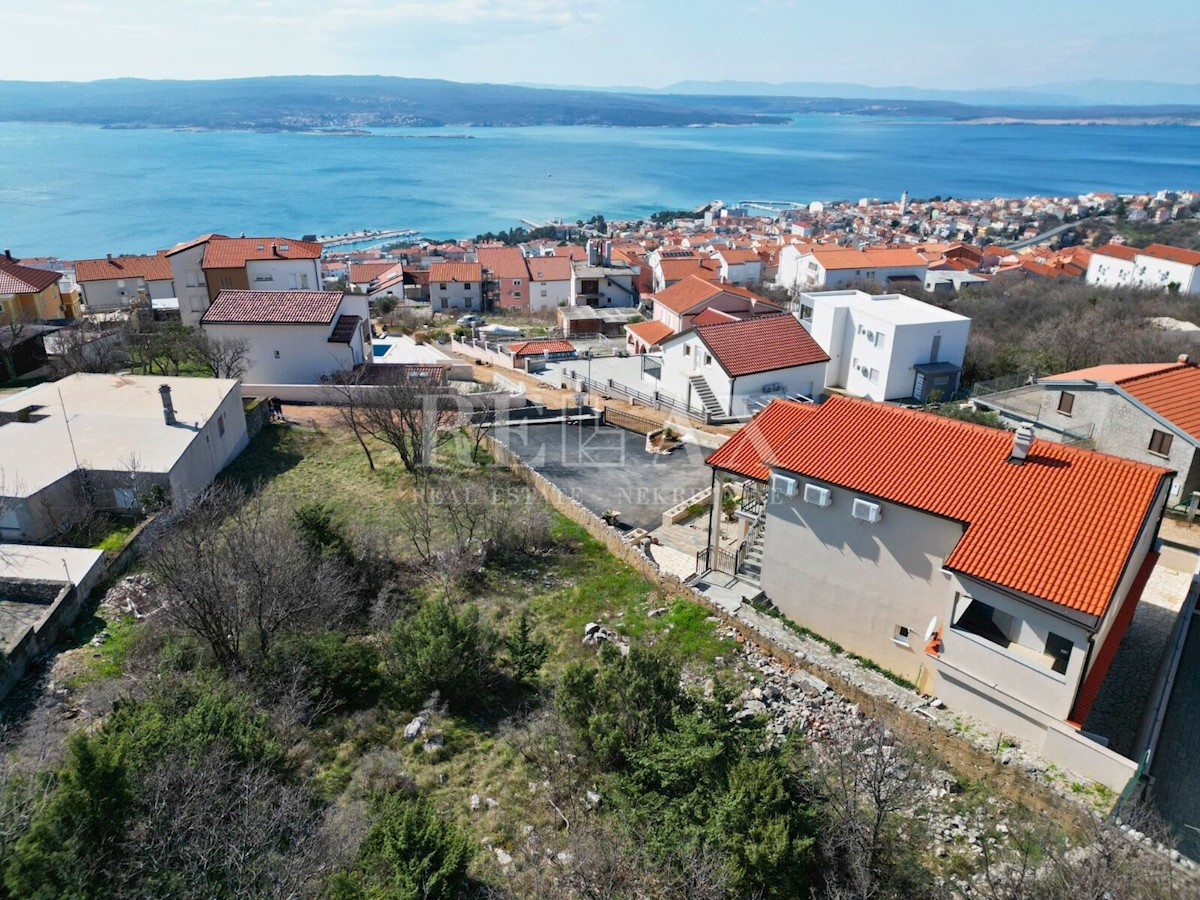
left=263, top=632, right=382, bottom=713
left=387, top=599, right=498, bottom=712
left=504, top=610, right=549, bottom=688
left=330, top=793, right=469, bottom=900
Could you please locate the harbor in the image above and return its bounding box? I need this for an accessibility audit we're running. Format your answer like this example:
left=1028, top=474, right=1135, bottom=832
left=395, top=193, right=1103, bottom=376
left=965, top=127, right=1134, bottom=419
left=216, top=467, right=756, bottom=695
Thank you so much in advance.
left=315, top=228, right=421, bottom=249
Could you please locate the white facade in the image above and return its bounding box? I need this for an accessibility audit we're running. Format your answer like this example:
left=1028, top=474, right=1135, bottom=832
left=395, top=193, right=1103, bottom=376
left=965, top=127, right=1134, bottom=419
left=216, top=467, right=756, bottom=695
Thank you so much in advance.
left=202, top=294, right=369, bottom=385
left=776, top=246, right=928, bottom=291
left=80, top=276, right=175, bottom=311
left=1087, top=246, right=1200, bottom=294
left=802, top=291, right=970, bottom=401
left=1085, top=250, right=1138, bottom=288
left=712, top=252, right=763, bottom=286
left=245, top=257, right=323, bottom=292
left=168, top=244, right=210, bottom=326
left=528, top=276, right=570, bottom=312
left=430, top=280, right=482, bottom=312
left=570, top=263, right=637, bottom=308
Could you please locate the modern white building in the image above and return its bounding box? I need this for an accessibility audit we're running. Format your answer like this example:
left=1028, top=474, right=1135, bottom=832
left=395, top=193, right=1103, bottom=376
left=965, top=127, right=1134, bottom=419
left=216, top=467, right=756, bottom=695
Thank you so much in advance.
left=709, top=247, right=764, bottom=286
left=651, top=313, right=829, bottom=418
left=200, top=290, right=369, bottom=386
left=1086, top=243, right=1200, bottom=294
left=0, top=374, right=248, bottom=543
left=74, top=254, right=175, bottom=311
left=524, top=256, right=572, bottom=312
left=800, top=290, right=970, bottom=402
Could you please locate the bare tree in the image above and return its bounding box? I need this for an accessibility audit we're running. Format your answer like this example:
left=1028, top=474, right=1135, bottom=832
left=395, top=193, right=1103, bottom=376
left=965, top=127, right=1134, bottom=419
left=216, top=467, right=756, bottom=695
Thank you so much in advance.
left=0, top=309, right=41, bottom=383
left=113, top=746, right=347, bottom=899
left=331, top=367, right=463, bottom=473
left=327, top=367, right=376, bottom=471
left=149, top=484, right=354, bottom=671
left=48, top=321, right=126, bottom=376
left=192, top=331, right=251, bottom=380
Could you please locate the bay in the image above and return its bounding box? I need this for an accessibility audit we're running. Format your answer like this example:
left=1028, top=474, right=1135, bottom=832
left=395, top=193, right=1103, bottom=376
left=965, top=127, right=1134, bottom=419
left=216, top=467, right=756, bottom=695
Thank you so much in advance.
left=1, top=117, right=1198, bottom=259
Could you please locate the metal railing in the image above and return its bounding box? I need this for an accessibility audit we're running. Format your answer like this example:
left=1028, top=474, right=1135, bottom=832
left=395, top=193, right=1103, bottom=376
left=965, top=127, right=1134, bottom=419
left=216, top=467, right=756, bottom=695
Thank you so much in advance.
left=564, top=368, right=708, bottom=422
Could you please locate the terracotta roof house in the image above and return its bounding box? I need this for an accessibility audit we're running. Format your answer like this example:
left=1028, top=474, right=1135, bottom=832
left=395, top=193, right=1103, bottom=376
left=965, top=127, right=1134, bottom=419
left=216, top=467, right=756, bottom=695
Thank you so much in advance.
left=165, top=234, right=324, bottom=326
left=699, top=395, right=1172, bottom=792
left=200, top=290, right=369, bottom=386
left=429, top=261, right=483, bottom=312
left=1017, top=357, right=1200, bottom=504
left=506, top=338, right=577, bottom=371
left=75, top=253, right=175, bottom=310
left=624, top=319, right=674, bottom=354
left=776, top=243, right=929, bottom=291
left=478, top=247, right=531, bottom=311
left=349, top=262, right=400, bottom=291
left=650, top=313, right=829, bottom=418
left=525, top=256, right=572, bottom=313
left=651, top=255, right=721, bottom=292
left=710, top=247, right=765, bottom=286
left=1087, top=241, right=1200, bottom=294
left=0, top=253, right=69, bottom=324
left=649, top=275, right=781, bottom=335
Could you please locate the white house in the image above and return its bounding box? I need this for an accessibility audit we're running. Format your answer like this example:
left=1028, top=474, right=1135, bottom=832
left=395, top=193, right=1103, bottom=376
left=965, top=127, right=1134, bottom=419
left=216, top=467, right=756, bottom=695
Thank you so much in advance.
left=569, top=259, right=638, bottom=308
left=709, top=247, right=764, bottom=286
left=776, top=245, right=928, bottom=291
left=651, top=313, right=829, bottom=418
left=165, top=234, right=324, bottom=326
left=74, top=254, right=175, bottom=310
left=705, top=396, right=1172, bottom=791
left=200, top=290, right=369, bottom=386
left=1086, top=243, right=1200, bottom=294
left=349, top=262, right=400, bottom=293
left=429, top=262, right=483, bottom=312
left=800, top=290, right=970, bottom=402
left=1084, top=244, right=1140, bottom=288
left=0, top=374, right=248, bottom=544
left=524, top=256, right=572, bottom=312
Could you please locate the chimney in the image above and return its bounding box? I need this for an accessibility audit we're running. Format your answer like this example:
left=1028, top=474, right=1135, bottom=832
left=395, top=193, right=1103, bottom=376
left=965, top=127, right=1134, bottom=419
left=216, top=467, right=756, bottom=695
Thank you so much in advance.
left=1178, top=354, right=1190, bottom=365
left=271, top=242, right=279, bottom=257
left=1008, top=425, right=1034, bottom=464
left=159, top=384, right=177, bottom=426
left=107, top=252, right=113, bottom=263
left=3, top=249, right=11, bottom=261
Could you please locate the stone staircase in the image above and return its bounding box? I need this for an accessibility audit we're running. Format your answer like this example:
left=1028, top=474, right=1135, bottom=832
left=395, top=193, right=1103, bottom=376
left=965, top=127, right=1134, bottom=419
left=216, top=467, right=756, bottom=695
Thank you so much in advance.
left=688, top=374, right=725, bottom=418
left=737, top=520, right=766, bottom=586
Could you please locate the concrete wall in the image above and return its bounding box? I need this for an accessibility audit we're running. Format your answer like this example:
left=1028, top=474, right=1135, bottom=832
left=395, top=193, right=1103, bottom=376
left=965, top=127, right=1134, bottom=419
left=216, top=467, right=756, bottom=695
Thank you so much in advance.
left=1037, top=387, right=1198, bottom=501
left=170, top=244, right=210, bottom=326
left=167, top=385, right=249, bottom=504
left=245, top=257, right=322, bottom=292
left=431, top=281, right=482, bottom=311
left=81, top=277, right=175, bottom=310
left=759, top=475, right=965, bottom=682
left=730, top=362, right=827, bottom=414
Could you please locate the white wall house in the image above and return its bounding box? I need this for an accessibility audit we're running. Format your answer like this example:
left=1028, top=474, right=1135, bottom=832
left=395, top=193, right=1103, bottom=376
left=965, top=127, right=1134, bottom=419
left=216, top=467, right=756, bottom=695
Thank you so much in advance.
left=570, top=260, right=638, bottom=308
left=776, top=245, right=929, bottom=291
left=200, top=290, right=369, bottom=386
left=651, top=276, right=781, bottom=335
left=801, top=290, right=970, bottom=402
left=650, top=313, right=829, bottom=418
left=75, top=254, right=175, bottom=311
left=0, top=374, right=248, bottom=544
left=1087, top=243, right=1200, bottom=294
left=165, top=234, right=219, bottom=326
left=429, top=262, right=483, bottom=312
left=706, top=396, right=1172, bottom=792
left=525, top=256, right=572, bottom=312
left=710, top=248, right=764, bottom=286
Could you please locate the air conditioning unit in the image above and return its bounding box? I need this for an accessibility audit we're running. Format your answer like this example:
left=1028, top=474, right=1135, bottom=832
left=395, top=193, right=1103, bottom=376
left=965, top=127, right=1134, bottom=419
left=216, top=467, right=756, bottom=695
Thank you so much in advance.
left=852, top=498, right=881, bottom=523
left=803, top=484, right=831, bottom=507
left=770, top=473, right=798, bottom=498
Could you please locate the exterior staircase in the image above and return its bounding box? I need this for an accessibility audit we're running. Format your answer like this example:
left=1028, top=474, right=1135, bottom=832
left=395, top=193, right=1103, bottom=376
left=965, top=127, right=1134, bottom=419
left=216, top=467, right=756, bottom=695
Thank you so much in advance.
left=688, top=374, right=725, bottom=418
left=736, top=516, right=767, bottom=586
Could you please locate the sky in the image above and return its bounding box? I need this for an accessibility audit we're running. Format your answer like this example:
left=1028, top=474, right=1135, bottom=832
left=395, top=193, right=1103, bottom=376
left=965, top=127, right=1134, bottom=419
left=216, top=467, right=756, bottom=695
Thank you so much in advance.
left=1, top=0, right=1198, bottom=89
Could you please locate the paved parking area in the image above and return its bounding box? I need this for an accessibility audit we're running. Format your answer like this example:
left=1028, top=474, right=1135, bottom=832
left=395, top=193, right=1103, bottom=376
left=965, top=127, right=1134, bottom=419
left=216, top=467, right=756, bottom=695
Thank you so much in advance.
left=491, top=422, right=711, bottom=532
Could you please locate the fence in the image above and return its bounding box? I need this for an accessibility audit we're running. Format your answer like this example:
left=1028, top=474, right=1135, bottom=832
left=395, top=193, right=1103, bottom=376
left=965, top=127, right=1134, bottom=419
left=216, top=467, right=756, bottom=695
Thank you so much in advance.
left=562, top=367, right=708, bottom=423
left=601, top=407, right=661, bottom=435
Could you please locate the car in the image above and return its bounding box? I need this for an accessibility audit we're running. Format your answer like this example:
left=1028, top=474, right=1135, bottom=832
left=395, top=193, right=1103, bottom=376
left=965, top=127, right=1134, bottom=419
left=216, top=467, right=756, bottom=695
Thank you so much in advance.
left=457, top=314, right=485, bottom=327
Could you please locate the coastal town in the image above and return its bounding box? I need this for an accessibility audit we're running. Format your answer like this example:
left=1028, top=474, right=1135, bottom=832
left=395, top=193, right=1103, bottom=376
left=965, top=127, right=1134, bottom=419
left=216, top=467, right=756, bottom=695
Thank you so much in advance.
left=3, top=183, right=1200, bottom=895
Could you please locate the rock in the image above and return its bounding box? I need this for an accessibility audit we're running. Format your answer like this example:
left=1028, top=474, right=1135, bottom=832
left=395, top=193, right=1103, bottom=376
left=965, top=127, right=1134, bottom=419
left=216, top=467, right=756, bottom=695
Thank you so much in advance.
left=485, top=797, right=500, bottom=809
left=438, top=773, right=448, bottom=784
left=930, top=698, right=945, bottom=709
left=555, top=851, right=574, bottom=866
left=742, top=699, right=767, bottom=715
left=647, top=607, right=668, bottom=618
left=494, top=848, right=513, bottom=868
left=585, top=790, right=601, bottom=807
left=470, top=793, right=481, bottom=811
left=422, top=734, right=444, bottom=754
left=714, top=656, right=725, bottom=668
left=798, top=673, right=829, bottom=696
left=403, top=715, right=428, bottom=741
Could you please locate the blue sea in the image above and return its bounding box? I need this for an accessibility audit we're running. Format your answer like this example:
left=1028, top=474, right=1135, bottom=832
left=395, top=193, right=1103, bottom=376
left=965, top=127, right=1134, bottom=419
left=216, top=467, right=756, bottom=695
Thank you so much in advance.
left=1, top=117, right=1198, bottom=259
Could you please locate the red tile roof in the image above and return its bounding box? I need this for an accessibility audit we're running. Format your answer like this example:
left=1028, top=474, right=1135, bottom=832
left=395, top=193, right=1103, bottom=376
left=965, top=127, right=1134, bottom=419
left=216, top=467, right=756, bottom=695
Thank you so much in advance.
left=526, top=256, right=572, bottom=282
left=508, top=339, right=575, bottom=358
left=0, top=257, right=61, bottom=294
left=1068, top=551, right=1158, bottom=726
left=429, top=262, right=482, bottom=283
left=806, top=246, right=928, bottom=271
left=1117, top=363, right=1200, bottom=443
left=767, top=396, right=1170, bottom=617
left=705, top=399, right=818, bottom=481
left=1141, top=243, right=1200, bottom=267
left=349, top=262, right=399, bottom=283
left=1042, top=363, right=1175, bottom=384
left=715, top=247, right=764, bottom=265
left=652, top=275, right=773, bottom=316
left=625, top=320, right=675, bottom=347
left=75, top=254, right=172, bottom=283
left=201, top=237, right=322, bottom=269
left=691, top=308, right=742, bottom=325
left=201, top=290, right=344, bottom=324
left=477, top=247, right=531, bottom=280
left=691, top=313, right=829, bottom=377
left=163, top=233, right=229, bottom=257
left=659, top=257, right=720, bottom=283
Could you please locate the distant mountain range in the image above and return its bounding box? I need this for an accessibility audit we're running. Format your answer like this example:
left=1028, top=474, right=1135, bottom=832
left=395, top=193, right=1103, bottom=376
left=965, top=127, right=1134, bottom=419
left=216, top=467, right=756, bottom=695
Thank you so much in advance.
left=0, top=75, right=1197, bottom=132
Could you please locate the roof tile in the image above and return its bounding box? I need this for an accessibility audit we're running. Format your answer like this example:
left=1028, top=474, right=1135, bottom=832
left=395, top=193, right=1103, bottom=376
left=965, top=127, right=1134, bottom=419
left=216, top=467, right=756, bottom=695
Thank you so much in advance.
left=201, top=290, right=344, bottom=324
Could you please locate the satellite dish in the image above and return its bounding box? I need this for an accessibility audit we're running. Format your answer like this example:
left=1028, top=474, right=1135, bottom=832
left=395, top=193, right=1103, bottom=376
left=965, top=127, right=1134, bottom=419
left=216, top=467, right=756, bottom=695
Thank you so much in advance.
left=923, top=617, right=939, bottom=642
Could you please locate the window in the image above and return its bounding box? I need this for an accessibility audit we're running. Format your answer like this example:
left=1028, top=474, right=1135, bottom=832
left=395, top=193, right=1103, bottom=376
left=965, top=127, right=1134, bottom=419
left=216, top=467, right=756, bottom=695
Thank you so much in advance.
left=186, top=271, right=196, bottom=288
left=273, top=350, right=281, bottom=359
left=289, top=274, right=299, bottom=289
left=220, top=276, right=232, bottom=289
left=1057, top=391, right=1075, bottom=416
left=0, top=505, right=20, bottom=532
left=868, top=368, right=880, bottom=385
left=190, top=297, right=200, bottom=313
left=439, top=283, right=448, bottom=290
left=1149, top=429, right=1173, bottom=457
left=513, top=291, right=522, bottom=298
left=541, top=289, right=547, bottom=297
left=1044, top=632, right=1073, bottom=675
left=953, top=597, right=1014, bottom=648
left=704, top=353, right=712, bottom=366
left=113, top=487, right=137, bottom=509
left=116, top=279, right=126, bottom=288
left=683, top=345, right=691, bottom=357
left=893, top=625, right=912, bottom=648
left=874, top=331, right=885, bottom=348
left=217, top=413, right=226, bottom=437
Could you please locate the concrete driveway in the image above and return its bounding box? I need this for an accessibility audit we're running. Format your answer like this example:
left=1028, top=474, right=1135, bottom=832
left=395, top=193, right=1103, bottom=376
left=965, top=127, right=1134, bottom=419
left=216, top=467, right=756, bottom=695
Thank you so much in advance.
left=491, top=421, right=712, bottom=532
